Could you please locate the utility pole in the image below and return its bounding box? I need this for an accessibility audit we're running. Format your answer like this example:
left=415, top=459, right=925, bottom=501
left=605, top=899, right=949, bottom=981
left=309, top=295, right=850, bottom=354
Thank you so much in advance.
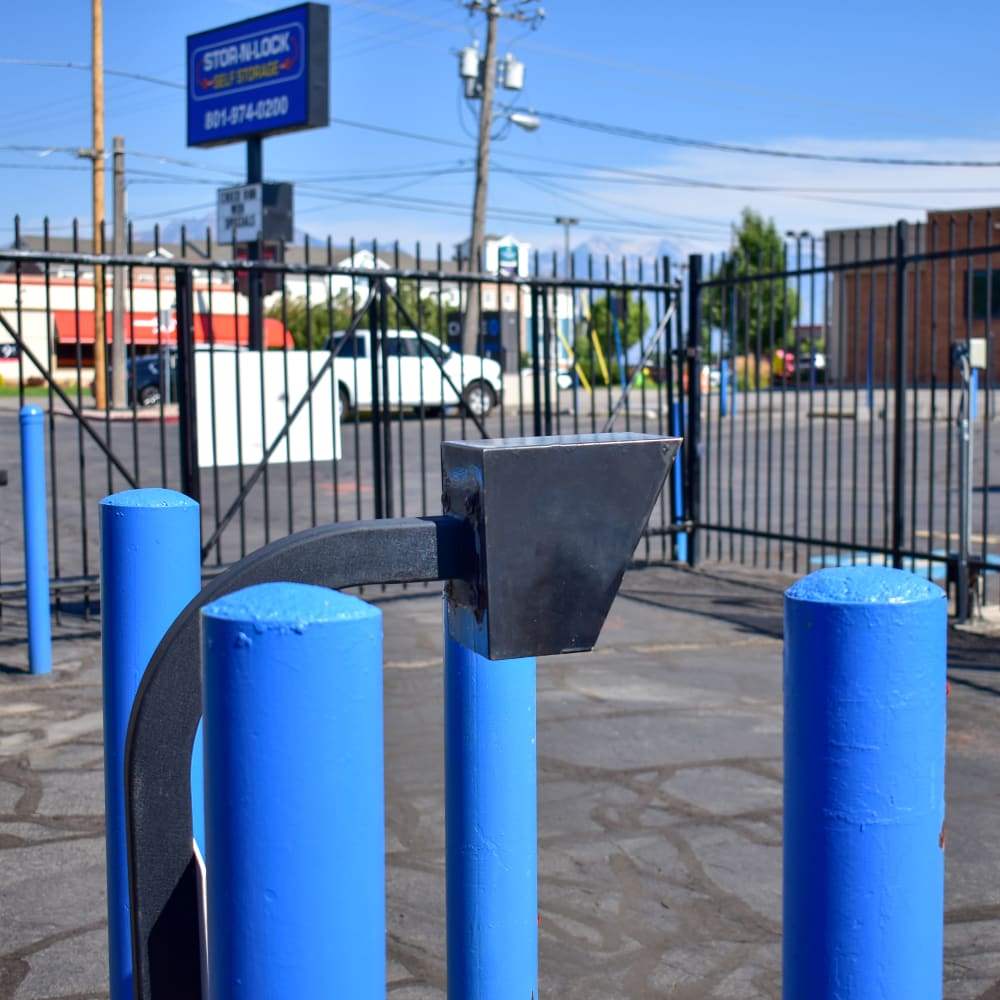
left=464, top=3, right=499, bottom=355
left=91, top=0, right=107, bottom=409
left=460, top=0, right=543, bottom=355
left=111, top=136, right=126, bottom=408
left=247, top=137, right=264, bottom=352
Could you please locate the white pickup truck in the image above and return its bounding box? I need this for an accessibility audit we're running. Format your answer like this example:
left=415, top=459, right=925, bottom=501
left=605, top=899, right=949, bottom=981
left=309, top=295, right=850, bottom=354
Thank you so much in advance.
left=328, top=329, right=503, bottom=418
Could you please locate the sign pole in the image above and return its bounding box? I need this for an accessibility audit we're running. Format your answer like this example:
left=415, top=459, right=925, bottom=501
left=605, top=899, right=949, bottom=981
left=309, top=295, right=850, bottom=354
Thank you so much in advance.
left=247, top=137, right=264, bottom=352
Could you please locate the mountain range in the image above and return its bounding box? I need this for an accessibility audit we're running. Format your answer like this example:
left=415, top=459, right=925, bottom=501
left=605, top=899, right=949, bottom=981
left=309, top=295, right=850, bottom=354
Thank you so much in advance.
left=134, top=220, right=686, bottom=274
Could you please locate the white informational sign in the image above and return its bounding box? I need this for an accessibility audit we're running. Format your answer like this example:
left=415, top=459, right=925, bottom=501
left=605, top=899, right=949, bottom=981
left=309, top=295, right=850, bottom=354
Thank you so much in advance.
left=217, top=183, right=264, bottom=244
left=195, top=351, right=340, bottom=467
left=497, top=242, right=518, bottom=276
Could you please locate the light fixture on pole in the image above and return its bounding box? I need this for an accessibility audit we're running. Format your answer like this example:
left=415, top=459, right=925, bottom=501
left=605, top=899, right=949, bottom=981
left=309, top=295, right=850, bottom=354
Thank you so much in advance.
left=506, top=111, right=539, bottom=132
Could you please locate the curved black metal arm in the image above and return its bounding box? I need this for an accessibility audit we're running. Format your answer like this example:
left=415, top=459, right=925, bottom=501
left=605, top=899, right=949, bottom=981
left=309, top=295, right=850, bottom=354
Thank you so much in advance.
left=124, top=515, right=475, bottom=1000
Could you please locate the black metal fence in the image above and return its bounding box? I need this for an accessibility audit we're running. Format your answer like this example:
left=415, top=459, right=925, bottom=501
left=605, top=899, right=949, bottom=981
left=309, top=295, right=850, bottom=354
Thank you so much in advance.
left=0, top=227, right=685, bottom=629
left=1, top=213, right=997, bottom=637
left=688, top=214, right=1000, bottom=617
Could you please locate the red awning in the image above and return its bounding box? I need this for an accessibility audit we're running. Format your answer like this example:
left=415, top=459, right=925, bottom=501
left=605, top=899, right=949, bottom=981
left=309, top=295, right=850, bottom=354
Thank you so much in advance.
left=54, top=311, right=291, bottom=349
left=192, top=314, right=292, bottom=349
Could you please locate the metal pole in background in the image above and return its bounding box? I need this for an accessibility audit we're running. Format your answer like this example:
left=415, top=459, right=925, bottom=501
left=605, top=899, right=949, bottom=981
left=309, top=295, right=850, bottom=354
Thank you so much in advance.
left=247, top=137, right=264, bottom=352
left=670, top=400, right=687, bottom=563
left=201, top=582, right=385, bottom=999
left=444, top=614, right=538, bottom=1000
left=19, top=405, right=51, bottom=675
left=100, top=489, right=201, bottom=1000
left=784, top=565, right=946, bottom=999
left=555, top=215, right=578, bottom=277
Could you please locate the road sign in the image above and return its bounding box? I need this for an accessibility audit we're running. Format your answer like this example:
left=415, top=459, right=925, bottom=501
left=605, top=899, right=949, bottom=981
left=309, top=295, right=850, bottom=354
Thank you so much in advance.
left=187, top=3, right=329, bottom=148
left=217, top=183, right=293, bottom=244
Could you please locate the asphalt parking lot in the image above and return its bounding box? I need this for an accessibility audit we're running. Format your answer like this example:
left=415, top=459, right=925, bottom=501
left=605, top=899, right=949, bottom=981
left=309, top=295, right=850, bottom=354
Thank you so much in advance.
left=2, top=561, right=1000, bottom=998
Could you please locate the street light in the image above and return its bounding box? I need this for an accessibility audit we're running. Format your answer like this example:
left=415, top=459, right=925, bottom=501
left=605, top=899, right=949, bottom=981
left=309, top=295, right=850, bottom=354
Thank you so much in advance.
left=554, top=216, right=578, bottom=278
left=507, top=111, right=540, bottom=132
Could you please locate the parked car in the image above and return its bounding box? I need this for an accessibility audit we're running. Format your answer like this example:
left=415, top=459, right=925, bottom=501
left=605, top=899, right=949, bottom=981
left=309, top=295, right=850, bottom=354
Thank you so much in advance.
left=88, top=348, right=176, bottom=407
left=326, top=329, right=503, bottom=418
left=129, top=349, right=176, bottom=406
left=772, top=346, right=826, bottom=385
left=92, top=345, right=244, bottom=407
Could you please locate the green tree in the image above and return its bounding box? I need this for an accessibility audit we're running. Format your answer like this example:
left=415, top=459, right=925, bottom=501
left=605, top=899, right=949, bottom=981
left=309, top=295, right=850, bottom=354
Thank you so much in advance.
left=268, top=280, right=446, bottom=350
left=706, top=208, right=799, bottom=358
left=385, top=279, right=445, bottom=337
left=573, top=293, right=649, bottom=384
left=268, top=289, right=354, bottom=349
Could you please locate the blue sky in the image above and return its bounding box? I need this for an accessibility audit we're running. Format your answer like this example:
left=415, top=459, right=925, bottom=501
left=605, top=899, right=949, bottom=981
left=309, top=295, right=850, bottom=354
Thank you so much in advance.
left=2, top=0, right=1000, bottom=260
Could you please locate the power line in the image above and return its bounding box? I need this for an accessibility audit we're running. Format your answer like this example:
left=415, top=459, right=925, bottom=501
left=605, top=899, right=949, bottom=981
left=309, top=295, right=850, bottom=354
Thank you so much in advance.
left=330, top=115, right=469, bottom=149
left=0, top=57, right=184, bottom=89
left=533, top=110, right=1000, bottom=168
left=128, top=149, right=244, bottom=176
left=0, top=162, right=88, bottom=172
left=492, top=161, right=1000, bottom=196
left=293, top=183, right=712, bottom=239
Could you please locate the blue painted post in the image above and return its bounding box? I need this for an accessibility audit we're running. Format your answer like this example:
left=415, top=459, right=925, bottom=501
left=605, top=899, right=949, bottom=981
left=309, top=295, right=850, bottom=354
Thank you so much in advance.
left=784, top=566, right=947, bottom=999
left=200, top=583, right=385, bottom=1000
left=670, top=400, right=688, bottom=563
left=444, top=609, right=538, bottom=1000
left=970, top=367, right=979, bottom=421
left=719, top=359, right=729, bottom=417
left=19, top=405, right=51, bottom=675
left=99, top=489, right=201, bottom=1000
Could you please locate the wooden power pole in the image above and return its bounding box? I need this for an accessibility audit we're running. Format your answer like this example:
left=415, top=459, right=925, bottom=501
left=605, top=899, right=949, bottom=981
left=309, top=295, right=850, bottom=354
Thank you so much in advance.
left=111, top=136, right=126, bottom=408
left=91, top=0, right=107, bottom=409
left=461, top=1, right=543, bottom=356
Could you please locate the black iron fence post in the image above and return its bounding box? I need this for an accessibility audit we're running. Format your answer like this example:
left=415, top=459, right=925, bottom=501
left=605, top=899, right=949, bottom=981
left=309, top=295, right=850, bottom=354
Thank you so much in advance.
left=892, top=220, right=907, bottom=570
left=174, top=267, right=200, bottom=503
left=378, top=276, right=394, bottom=518
left=369, top=282, right=385, bottom=519
left=541, top=288, right=553, bottom=435
left=685, top=254, right=703, bottom=567
left=531, top=284, right=543, bottom=437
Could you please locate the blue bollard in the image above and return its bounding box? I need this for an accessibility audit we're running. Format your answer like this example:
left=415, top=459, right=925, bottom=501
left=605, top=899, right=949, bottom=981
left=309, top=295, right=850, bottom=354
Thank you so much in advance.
left=670, top=400, right=687, bottom=563
left=444, top=607, right=538, bottom=1000
left=783, top=565, right=947, bottom=999
left=200, top=582, right=385, bottom=1000
left=719, top=359, right=729, bottom=417
left=19, top=405, right=51, bottom=675
left=99, top=488, right=201, bottom=1000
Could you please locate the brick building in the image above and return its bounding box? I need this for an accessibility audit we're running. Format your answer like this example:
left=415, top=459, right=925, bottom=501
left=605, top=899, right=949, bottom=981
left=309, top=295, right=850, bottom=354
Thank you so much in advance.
left=824, top=207, right=1000, bottom=386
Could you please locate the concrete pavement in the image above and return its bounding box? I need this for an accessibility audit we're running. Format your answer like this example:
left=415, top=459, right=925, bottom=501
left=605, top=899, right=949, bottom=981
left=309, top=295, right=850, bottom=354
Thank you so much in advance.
left=2, top=563, right=1000, bottom=998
